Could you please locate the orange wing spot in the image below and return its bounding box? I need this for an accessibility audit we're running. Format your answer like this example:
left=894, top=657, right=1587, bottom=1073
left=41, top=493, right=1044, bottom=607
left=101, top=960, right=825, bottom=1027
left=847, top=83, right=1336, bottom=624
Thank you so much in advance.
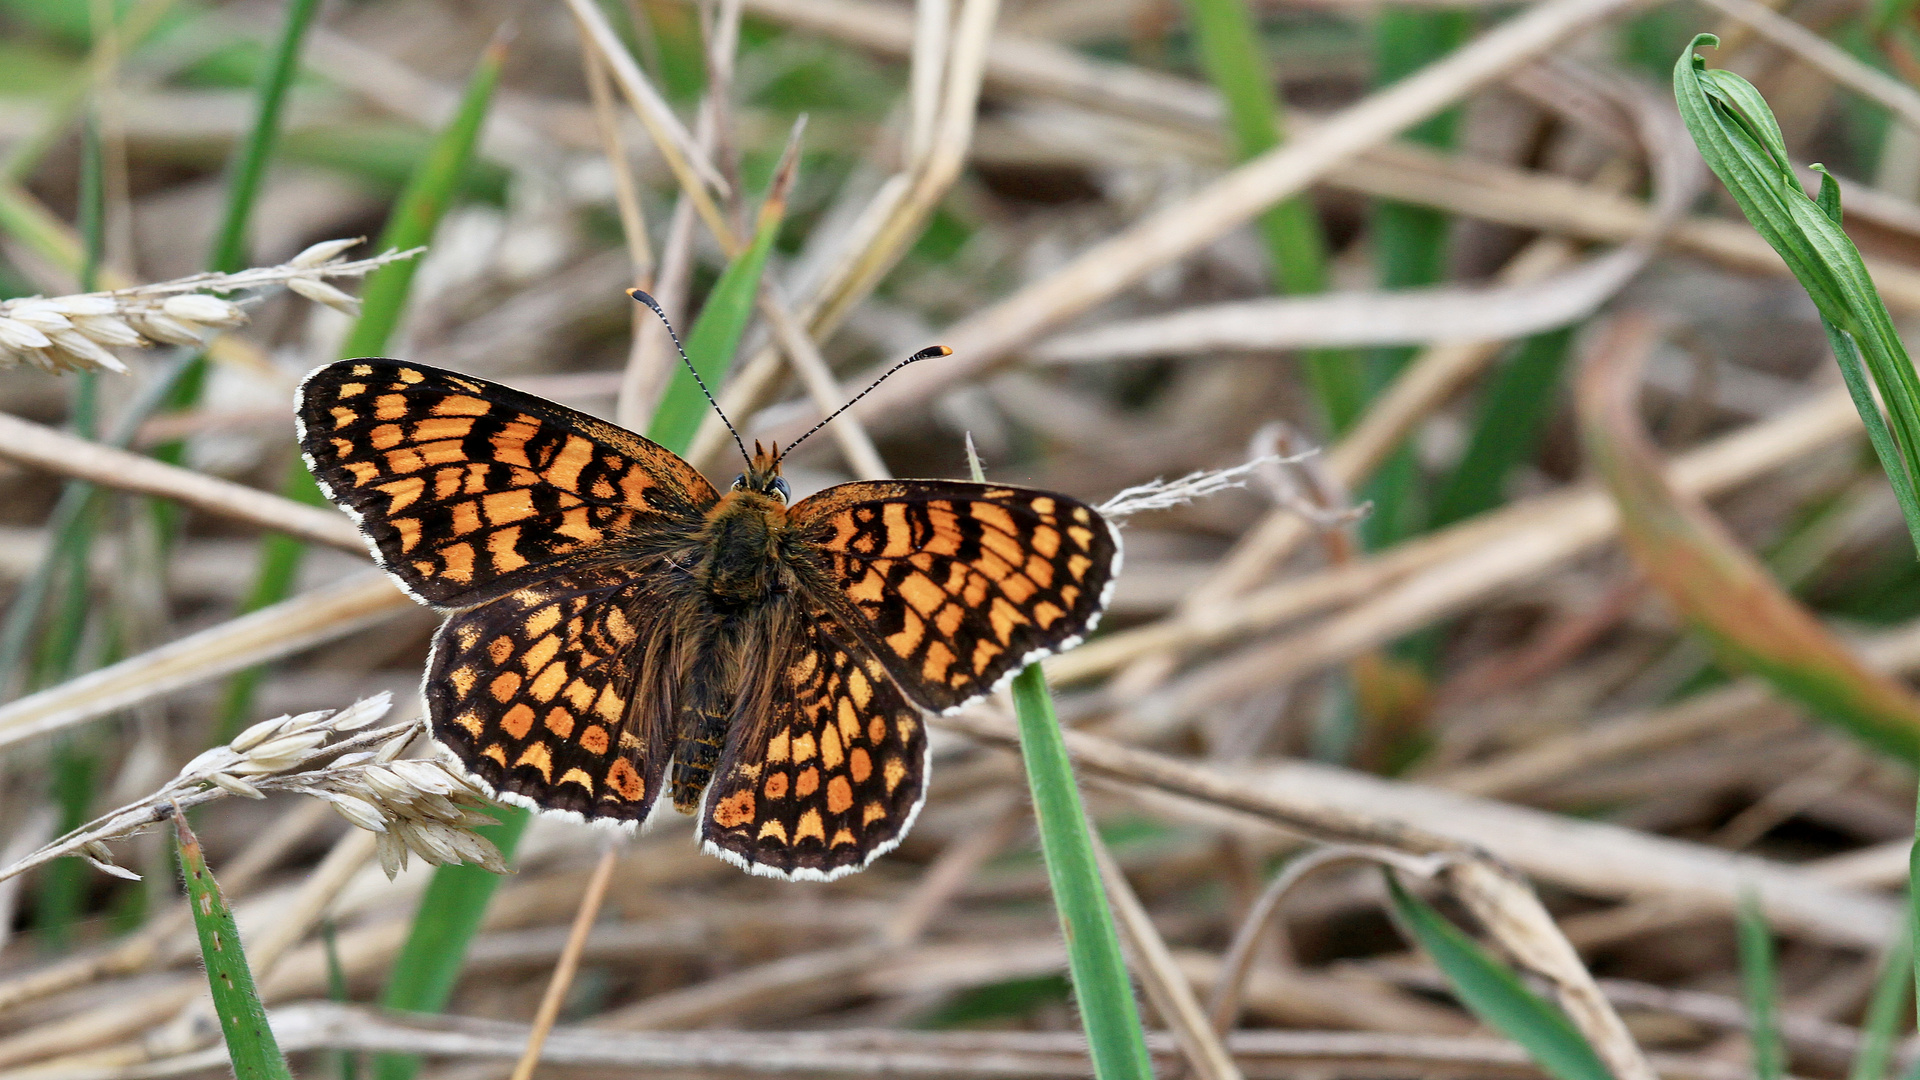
left=523, top=605, right=561, bottom=638
left=449, top=666, right=477, bottom=695
left=849, top=748, right=872, bottom=783
left=591, top=477, right=615, bottom=499
left=962, top=572, right=991, bottom=607
left=986, top=487, right=1016, bottom=500
left=515, top=741, right=554, bottom=780
left=796, top=767, right=820, bottom=797
left=713, top=790, right=755, bottom=828
left=450, top=502, right=482, bottom=537
left=923, top=640, right=956, bottom=683
left=454, top=709, right=484, bottom=736
left=768, top=728, right=791, bottom=763
left=989, top=597, right=1029, bottom=644
left=847, top=569, right=886, bottom=603
left=1033, top=601, right=1066, bottom=629
left=331, top=437, right=355, bottom=459
left=555, top=506, right=600, bottom=543
left=898, top=572, right=944, bottom=615
left=847, top=667, right=873, bottom=708
left=344, top=461, right=380, bottom=486
left=330, top=406, right=357, bottom=429
left=502, top=703, right=536, bottom=739
left=886, top=608, right=925, bottom=658
left=1067, top=526, right=1095, bottom=550
left=820, top=723, right=844, bottom=769
left=412, top=559, right=434, bottom=577
left=397, top=367, right=425, bottom=384
left=1030, top=526, right=1061, bottom=559
left=795, top=809, right=826, bottom=843
left=384, top=447, right=425, bottom=474
left=868, top=716, right=887, bottom=745
left=1067, top=554, right=1093, bottom=581
left=973, top=549, right=1013, bottom=583
left=757, top=819, right=789, bottom=842
left=462, top=462, right=490, bottom=494
left=545, top=707, right=575, bottom=738
left=1060, top=585, right=1081, bottom=607
left=372, top=475, right=425, bottom=513
left=862, top=801, right=887, bottom=825
left=579, top=725, right=610, bottom=755
left=417, top=439, right=467, bottom=467
left=999, top=574, right=1037, bottom=604
left=482, top=743, right=508, bottom=766
left=604, top=607, right=634, bottom=644
left=1071, top=506, right=1091, bottom=523
left=432, top=394, right=493, bottom=416
left=529, top=662, right=569, bottom=702
left=980, top=528, right=1025, bottom=564
left=592, top=686, right=624, bottom=722
left=545, top=435, right=595, bottom=489
left=883, top=755, right=907, bottom=794
left=792, top=731, right=818, bottom=763
left=488, top=526, right=529, bottom=573
left=935, top=604, right=965, bottom=638
left=369, top=424, right=405, bottom=450
left=606, top=758, right=645, bottom=801
left=880, top=503, right=914, bottom=557
left=970, top=502, right=1016, bottom=535
left=1026, top=555, right=1057, bottom=589
left=1030, top=496, right=1056, bottom=515
left=564, top=678, right=595, bottom=711
left=830, top=828, right=856, bottom=848
left=491, top=425, right=537, bottom=468
left=483, top=489, right=537, bottom=525
left=560, top=768, right=595, bottom=792
left=349, top=363, right=373, bottom=376
left=430, top=467, right=462, bottom=499
left=836, top=697, right=860, bottom=740
left=924, top=508, right=963, bottom=555
left=411, top=416, right=473, bottom=442
left=764, top=772, right=790, bottom=799
left=440, top=542, right=476, bottom=583
left=394, top=517, right=422, bottom=553
left=374, top=393, right=408, bottom=420
left=338, top=381, right=367, bottom=397
left=899, top=717, right=918, bottom=741
left=489, top=671, right=522, bottom=702
left=972, top=638, right=1002, bottom=673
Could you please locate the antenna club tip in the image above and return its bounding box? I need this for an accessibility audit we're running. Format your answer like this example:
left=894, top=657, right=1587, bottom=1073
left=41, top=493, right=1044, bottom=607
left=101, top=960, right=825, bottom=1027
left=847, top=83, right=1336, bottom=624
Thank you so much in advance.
left=910, top=345, right=952, bottom=363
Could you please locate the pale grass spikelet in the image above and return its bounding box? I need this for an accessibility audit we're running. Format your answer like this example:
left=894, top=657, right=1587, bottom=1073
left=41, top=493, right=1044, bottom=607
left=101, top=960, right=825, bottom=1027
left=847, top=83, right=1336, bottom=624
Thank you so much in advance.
left=1097, top=451, right=1313, bottom=520
left=0, top=690, right=504, bottom=888
left=0, top=241, right=417, bottom=374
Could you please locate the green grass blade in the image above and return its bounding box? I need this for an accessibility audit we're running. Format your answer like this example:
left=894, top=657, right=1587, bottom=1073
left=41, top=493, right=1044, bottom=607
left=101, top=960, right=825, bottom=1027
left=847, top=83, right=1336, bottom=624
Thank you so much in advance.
left=645, top=163, right=793, bottom=453
left=1850, top=905, right=1911, bottom=1080
left=206, top=0, right=321, bottom=274
left=1431, top=327, right=1576, bottom=528
left=1738, top=890, right=1785, bottom=1080
left=1007, top=666, right=1155, bottom=1080
left=964, top=446, right=1150, bottom=1080
left=220, top=37, right=504, bottom=739
left=1182, top=0, right=1365, bottom=433
left=1385, top=876, right=1611, bottom=1080
left=1675, top=36, right=1920, bottom=553
left=174, top=809, right=293, bottom=1080
left=369, top=130, right=786, bottom=1080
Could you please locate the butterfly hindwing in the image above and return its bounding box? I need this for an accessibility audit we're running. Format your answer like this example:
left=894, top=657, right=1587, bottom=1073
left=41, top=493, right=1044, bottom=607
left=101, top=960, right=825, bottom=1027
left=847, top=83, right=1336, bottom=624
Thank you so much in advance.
left=701, top=607, right=929, bottom=880
left=297, top=359, right=718, bottom=607
left=789, top=480, right=1121, bottom=712
left=426, top=564, right=670, bottom=822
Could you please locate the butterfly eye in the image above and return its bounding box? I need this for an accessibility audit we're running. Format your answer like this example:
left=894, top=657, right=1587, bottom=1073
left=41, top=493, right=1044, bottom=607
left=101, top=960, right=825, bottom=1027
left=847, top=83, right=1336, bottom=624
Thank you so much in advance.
left=730, top=474, right=746, bottom=491
left=771, top=477, right=791, bottom=502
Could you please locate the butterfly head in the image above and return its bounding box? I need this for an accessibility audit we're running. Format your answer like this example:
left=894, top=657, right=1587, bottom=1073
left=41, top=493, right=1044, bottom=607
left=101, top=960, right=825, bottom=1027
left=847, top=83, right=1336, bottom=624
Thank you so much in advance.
left=731, top=440, right=791, bottom=504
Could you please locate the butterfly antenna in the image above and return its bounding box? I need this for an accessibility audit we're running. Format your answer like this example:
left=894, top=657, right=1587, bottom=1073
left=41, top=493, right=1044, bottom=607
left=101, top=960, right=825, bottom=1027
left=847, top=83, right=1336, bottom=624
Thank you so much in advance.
left=775, top=344, right=951, bottom=464
left=627, top=289, right=750, bottom=464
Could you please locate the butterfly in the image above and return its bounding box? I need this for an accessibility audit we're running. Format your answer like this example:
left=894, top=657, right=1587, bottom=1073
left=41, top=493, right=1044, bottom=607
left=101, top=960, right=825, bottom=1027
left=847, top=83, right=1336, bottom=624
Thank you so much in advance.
left=295, top=322, right=1120, bottom=880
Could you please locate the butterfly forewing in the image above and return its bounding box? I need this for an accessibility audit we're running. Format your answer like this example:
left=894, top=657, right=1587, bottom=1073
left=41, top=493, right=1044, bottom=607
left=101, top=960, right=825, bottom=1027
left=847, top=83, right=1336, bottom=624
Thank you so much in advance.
left=297, top=359, right=718, bottom=607
left=426, top=564, right=670, bottom=821
left=702, top=607, right=928, bottom=879
left=789, top=481, right=1121, bottom=712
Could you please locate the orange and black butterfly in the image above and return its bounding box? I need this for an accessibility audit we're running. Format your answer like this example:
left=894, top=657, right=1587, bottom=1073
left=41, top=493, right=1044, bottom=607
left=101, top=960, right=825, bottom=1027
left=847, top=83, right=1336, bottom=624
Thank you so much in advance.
left=295, top=299, right=1120, bottom=880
